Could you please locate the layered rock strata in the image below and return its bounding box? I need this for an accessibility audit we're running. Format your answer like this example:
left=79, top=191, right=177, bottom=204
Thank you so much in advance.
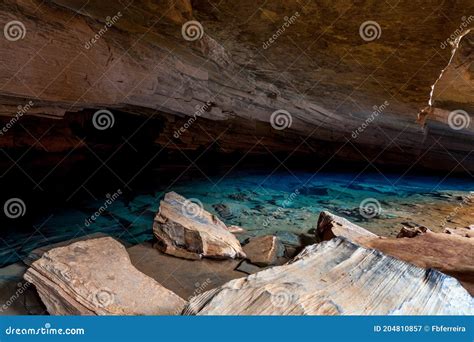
left=184, top=237, right=473, bottom=315
left=0, top=0, right=472, bottom=171
left=24, top=237, right=186, bottom=315
left=316, top=211, right=474, bottom=295
left=153, top=192, right=246, bottom=259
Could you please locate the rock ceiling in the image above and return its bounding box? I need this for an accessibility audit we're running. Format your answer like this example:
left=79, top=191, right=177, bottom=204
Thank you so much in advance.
left=0, top=0, right=473, bottom=171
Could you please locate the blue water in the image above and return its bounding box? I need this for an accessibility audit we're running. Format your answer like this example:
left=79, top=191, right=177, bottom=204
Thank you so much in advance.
left=1, top=170, right=473, bottom=267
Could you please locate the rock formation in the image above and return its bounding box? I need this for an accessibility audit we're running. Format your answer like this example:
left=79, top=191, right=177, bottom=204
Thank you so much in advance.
left=316, top=211, right=474, bottom=295
left=0, top=0, right=472, bottom=171
left=317, top=210, right=377, bottom=243
left=153, top=192, right=246, bottom=260
left=242, top=235, right=285, bottom=266
left=24, top=237, right=186, bottom=315
left=183, top=237, right=473, bottom=315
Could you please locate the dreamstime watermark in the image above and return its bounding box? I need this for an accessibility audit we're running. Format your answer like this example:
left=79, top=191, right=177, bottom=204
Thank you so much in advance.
left=262, top=12, right=300, bottom=49
left=181, top=198, right=204, bottom=219
left=359, top=198, right=382, bottom=219
left=84, top=189, right=122, bottom=227
left=359, top=20, right=381, bottom=42
left=263, top=189, right=300, bottom=227
left=174, top=278, right=212, bottom=314
left=3, top=198, right=26, bottom=219
left=181, top=20, right=204, bottom=41
left=92, top=289, right=115, bottom=308
left=440, top=191, right=473, bottom=228
left=0, top=281, right=31, bottom=312
left=5, top=323, right=85, bottom=336
left=270, top=286, right=299, bottom=308
left=173, top=101, right=212, bottom=139
left=448, top=109, right=471, bottom=130
left=3, top=20, right=26, bottom=41
left=440, top=15, right=473, bottom=49
left=270, top=109, right=292, bottom=130
left=351, top=101, right=389, bottom=139
left=92, top=109, right=115, bottom=130
left=0, top=100, right=34, bottom=136
left=84, top=12, right=123, bottom=49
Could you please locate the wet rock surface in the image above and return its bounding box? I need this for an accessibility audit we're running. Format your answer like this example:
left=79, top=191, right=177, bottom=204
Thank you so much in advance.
left=24, top=237, right=186, bottom=315
left=184, top=238, right=474, bottom=315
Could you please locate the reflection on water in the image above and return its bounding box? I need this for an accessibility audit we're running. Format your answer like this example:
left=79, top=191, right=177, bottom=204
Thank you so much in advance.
left=1, top=169, right=473, bottom=267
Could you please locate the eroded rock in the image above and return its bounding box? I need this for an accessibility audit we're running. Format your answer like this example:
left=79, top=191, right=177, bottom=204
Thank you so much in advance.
left=317, top=211, right=474, bottom=295
left=184, top=238, right=473, bottom=315
left=242, top=235, right=285, bottom=266
left=397, top=226, right=431, bottom=238
left=153, top=192, right=246, bottom=260
left=316, top=211, right=377, bottom=243
left=24, top=237, right=186, bottom=315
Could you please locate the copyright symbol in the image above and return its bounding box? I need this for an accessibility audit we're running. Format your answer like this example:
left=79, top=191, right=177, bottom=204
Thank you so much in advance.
left=424, top=325, right=430, bottom=332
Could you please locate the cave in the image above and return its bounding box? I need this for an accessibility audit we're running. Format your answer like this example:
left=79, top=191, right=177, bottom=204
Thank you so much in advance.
left=0, top=0, right=473, bottom=318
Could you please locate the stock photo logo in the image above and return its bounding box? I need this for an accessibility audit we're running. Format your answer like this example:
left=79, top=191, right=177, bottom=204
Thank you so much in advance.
left=92, top=109, right=115, bottom=130
left=448, top=110, right=471, bottom=130
left=92, top=289, right=115, bottom=308
left=359, top=21, right=381, bottom=42
left=359, top=198, right=382, bottom=219
left=3, top=20, right=26, bottom=41
left=181, top=198, right=204, bottom=219
left=181, top=20, right=204, bottom=41
left=3, top=198, right=26, bottom=219
left=270, top=109, right=292, bottom=130
left=270, top=286, right=299, bottom=309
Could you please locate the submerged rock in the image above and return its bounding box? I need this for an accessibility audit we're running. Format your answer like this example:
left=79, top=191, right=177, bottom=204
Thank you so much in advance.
left=153, top=192, right=246, bottom=260
left=242, top=235, right=285, bottom=266
left=24, top=237, right=186, bottom=315
left=397, top=226, right=431, bottom=238
left=444, top=227, right=473, bottom=238
left=184, top=238, right=473, bottom=315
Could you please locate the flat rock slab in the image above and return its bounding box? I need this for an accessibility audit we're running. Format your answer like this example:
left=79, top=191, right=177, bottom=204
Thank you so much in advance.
left=153, top=192, right=245, bottom=260
left=23, top=232, right=111, bottom=266
left=24, top=237, right=186, bottom=315
left=318, top=211, right=474, bottom=295
left=184, top=238, right=474, bottom=315
left=363, top=232, right=474, bottom=295
left=128, top=242, right=244, bottom=300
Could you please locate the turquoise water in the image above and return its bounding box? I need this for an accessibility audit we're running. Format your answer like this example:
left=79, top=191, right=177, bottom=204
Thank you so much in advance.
left=1, top=170, right=473, bottom=267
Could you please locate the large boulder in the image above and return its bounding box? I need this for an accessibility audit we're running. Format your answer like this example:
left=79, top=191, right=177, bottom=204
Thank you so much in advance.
left=153, top=192, right=246, bottom=260
left=24, top=237, right=186, bottom=315
left=242, top=235, right=285, bottom=266
left=183, top=238, right=473, bottom=315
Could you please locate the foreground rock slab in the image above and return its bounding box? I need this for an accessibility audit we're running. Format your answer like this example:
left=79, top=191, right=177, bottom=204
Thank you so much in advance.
left=317, top=211, right=474, bottom=295
left=243, top=235, right=285, bottom=266
left=364, top=231, right=474, bottom=295
left=184, top=238, right=473, bottom=315
left=24, top=237, right=186, bottom=315
left=153, top=192, right=246, bottom=260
